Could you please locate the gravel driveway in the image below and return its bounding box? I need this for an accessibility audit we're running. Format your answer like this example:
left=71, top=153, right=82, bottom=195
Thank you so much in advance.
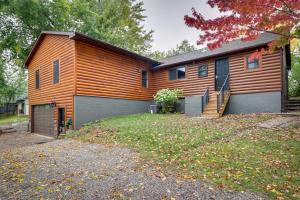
left=0, top=133, right=266, bottom=200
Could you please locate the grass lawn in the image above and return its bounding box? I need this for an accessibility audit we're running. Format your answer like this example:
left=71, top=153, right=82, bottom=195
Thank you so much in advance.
left=66, top=113, right=300, bottom=199
left=0, top=115, right=28, bottom=125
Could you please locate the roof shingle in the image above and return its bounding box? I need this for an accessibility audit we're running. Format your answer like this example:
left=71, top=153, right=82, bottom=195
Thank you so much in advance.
left=154, top=32, right=279, bottom=69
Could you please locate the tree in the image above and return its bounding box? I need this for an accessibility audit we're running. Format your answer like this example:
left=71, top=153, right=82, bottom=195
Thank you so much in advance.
left=149, top=40, right=197, bottom=60
left=0, top=0, right=153, bottom=61
left=166, top=40, right=197, bottom=56
left=149, top=51, right=167, bottom=60
left=184, top=0, right=300, bottom=50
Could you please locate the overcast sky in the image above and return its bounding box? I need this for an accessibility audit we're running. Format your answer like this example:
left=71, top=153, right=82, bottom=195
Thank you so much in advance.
left=142, top=0, right=221, bottom=52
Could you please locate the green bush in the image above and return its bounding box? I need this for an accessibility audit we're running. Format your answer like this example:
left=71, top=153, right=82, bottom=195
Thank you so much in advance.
left=289, top=73, right=300, bottom=97
left=289, top=54, right=300, bottom=97
left=154, top=88, right=183, bottom=113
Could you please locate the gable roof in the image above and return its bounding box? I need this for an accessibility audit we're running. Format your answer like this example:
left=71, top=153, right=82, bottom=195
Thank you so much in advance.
left=154, top=32, right=280, bottom=69
left=24, top=31, right=160, bottom=68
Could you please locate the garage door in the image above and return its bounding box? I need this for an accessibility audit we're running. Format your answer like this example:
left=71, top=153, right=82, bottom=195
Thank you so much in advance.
left=33, top=104, right=54, bottom=137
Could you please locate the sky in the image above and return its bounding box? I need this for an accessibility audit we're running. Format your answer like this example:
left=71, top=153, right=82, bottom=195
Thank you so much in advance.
left=142, top=0, right=221, bottom=52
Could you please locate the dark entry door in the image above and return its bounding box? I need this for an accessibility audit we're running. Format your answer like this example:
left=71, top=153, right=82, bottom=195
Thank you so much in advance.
left=215, top=58, right=229, bottom=91
left=58, top=108, right=65, bottom=135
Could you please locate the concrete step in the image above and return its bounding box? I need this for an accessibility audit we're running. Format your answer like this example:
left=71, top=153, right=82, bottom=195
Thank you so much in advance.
left=0, top=128, right=17, bottom=134
left=1, top=129, right=17, bottom=133
left=0, top=126, right=17, bottom=134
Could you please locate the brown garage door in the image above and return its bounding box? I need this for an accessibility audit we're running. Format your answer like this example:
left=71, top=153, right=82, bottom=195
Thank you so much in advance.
left=33, top=104, right=54, bottom=137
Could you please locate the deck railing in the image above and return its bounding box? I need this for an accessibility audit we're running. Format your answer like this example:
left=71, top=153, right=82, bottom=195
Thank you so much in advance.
left=217, top=74, right=230, bottom=113
left=201, top=87, right=209, bottom=113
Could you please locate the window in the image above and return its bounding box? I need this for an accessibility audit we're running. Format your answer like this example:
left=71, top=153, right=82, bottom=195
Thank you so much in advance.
left=169, top=69, right=177, bottom=80
left=198, top=64, right=208, bottom=77
left=177, top=67, right=186, bottom=79
left=169, top=66, right=186, bottom=80
left=246, top=56, right=260, bottom=70
left=35, top=70, right=40, bottom=89
left=142, top=70, right=148, bottom=88
left=53, top=60, right=60, bottom=84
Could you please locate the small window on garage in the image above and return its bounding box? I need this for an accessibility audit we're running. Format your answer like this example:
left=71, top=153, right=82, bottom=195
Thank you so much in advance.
left=198, top=64, right=208, bottom=77
left=142, top=70, right=148, bottom=88
left=169, top=66, right=186, bottom=80
left=246, top=56, right=260, bottom=70
left=35, top=69, right=40, bottom=89
left=53, top=60, right=60, bottom=84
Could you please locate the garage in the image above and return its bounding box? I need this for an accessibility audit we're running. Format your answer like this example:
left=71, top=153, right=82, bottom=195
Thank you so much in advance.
left=32, top=104, right=54, bottom=137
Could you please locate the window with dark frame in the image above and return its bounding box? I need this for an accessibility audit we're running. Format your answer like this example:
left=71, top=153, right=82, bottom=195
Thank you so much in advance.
left=246, top=56, right=260, bottom=70
left=177, top=67, right=185, bottom=79
left=169, top=66, right=186, bottom=80
left=35, top=70, right=40, bottom=89
left=142, top=70, right=148, bottom=88
left=198, top=64, right=208, bottom=77
left=53, top=60, right=60, bottom=84
left=169, top=69, right=177, bottom=80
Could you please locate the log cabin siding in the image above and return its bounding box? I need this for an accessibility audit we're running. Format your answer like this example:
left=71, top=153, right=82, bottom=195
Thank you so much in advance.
left=75, top=41, right=154, bottom=100
left=152, top=49, right=282, bottom=96
left=229, top=50, right=282, bottom=94
left=152, top=60, right=215, bottom=97
left=28, top=35, right=75, bottom=131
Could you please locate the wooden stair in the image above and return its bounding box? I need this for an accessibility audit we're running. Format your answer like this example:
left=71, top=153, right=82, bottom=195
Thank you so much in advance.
left=202, top=91, right=219, bottom=118
left=285, top=97, right=300, bottom=112
left=202, top=91, right=230, bottom=118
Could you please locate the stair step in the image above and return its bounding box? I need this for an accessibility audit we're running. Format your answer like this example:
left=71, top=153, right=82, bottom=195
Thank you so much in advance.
left=204, top=108, right=217, bottom=112
left=285, top=105, right=300, bottom=107
left=204, top=107, right=217, bottom=110
left=286, top=104, right=300, bottom=106
left=285, top=106, right=300, bottom=109
left=203, top=112, right=219, bottom=115
left=285, top=107, right=300, bottom=110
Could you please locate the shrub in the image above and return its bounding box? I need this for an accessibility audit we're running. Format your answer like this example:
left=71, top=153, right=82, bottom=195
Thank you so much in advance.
left=289, top=45, right=300, bottom=97
left=154, top=88, right=183, bottom=113
left=289, top=74, right=300, bottom=97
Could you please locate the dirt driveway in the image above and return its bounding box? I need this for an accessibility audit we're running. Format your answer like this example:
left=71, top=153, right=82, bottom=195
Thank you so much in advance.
left=0, top=133, right=265, bottom=200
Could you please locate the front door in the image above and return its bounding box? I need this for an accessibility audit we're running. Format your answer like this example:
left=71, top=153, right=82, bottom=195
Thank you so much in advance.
left=215, top=58, right=229, bottom=91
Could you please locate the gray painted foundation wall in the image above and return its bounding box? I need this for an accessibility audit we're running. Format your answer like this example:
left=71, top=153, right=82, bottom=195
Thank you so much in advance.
left=185, top=95, right=203, bottom=116
left=74, top=96, right=152, bottom=129
left=183, top=91, right=281, bottom=117
left=175, top=99, right=185, bottom=113
left=226, top=91, right=281, bottom=114
left=73, top=91, right=281, bottom=129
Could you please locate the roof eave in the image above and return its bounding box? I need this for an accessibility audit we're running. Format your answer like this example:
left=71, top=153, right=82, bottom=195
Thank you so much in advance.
left=24, top=31, right=160, bottom=68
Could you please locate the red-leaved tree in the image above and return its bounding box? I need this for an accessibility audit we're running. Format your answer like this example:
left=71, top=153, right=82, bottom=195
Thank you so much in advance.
left=184, top=0, right=300, bottom=53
